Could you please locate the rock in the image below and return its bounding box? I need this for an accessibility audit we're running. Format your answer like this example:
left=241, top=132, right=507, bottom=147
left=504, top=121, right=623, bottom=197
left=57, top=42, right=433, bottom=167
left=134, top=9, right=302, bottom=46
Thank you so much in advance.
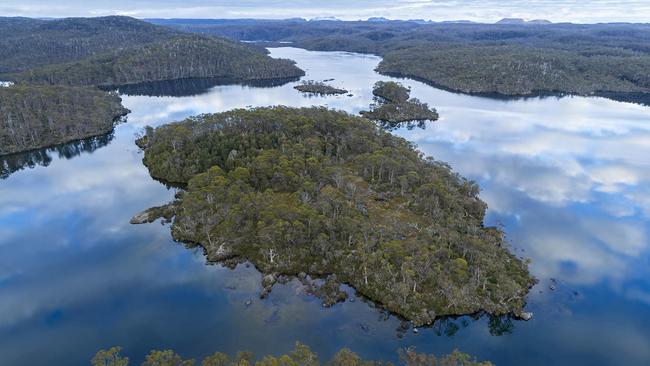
left=262, top=274, right=276, bottom=287
left=245, top=299, right=252, bottom=307
left=349, top=298, right=355, bottom=303
left=520, top=311, right=533, bottom=321
left=413, top=327, right=419, bottom=334
left=427, top=310, right=437, bottom=320
left=399, top=321, right=410, bottom=331
left=549, top=285, right=557, bottom=291
left=359, top=323, right=370, bottom=333
left=129, top=210, right=152, bottom=224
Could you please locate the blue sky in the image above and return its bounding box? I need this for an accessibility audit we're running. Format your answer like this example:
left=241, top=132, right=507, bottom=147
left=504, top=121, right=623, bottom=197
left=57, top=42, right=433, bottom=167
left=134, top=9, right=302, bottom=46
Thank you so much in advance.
left=1, top=0, right=649, bottom=23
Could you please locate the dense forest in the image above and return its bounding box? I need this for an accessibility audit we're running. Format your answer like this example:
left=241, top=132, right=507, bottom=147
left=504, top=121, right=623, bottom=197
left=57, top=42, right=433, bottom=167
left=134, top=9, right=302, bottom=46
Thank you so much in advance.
left=0, top=16, right=180, bottom=74
left=0, top=85, right=127, bottom=155
left=0, top=16, right=305, bottom=155
left=93, top=343, right=492, bottom=366
left=134, top=107, right=534, bottom=325
left=6, top=34, right=304, bottom=87
left=151, top=18, right=650, bottom=98
left=362, top=81, right=438, bottom=130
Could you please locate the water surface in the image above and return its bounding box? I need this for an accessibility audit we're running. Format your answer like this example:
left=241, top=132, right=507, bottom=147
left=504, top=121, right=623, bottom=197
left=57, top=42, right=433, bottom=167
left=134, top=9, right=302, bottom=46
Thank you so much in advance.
left=1, top=48, right=649, bottom=366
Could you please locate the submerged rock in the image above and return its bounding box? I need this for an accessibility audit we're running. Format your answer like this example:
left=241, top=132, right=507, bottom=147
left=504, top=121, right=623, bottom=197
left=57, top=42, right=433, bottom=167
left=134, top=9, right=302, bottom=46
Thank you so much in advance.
left=520, top=312, right=534, bottom=321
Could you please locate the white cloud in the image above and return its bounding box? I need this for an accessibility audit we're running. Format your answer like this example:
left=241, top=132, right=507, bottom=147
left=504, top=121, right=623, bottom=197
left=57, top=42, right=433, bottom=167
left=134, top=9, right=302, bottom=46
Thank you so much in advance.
left=1, top=0, right=650, bottom=23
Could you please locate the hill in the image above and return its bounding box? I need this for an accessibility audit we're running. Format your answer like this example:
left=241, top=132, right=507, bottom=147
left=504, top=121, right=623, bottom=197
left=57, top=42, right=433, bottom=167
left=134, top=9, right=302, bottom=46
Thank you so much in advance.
left=0, top=16, right=305, bottom=156
left=0, top=16, right=179, bottom=74
left=152, top=18, right=650, bottom=100
left=6, top=34, right=304, bottom=87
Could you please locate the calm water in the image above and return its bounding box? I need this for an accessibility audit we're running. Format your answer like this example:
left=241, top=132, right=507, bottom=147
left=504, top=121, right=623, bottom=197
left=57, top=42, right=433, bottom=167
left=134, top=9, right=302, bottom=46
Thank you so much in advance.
left=1, top=48, right=650, bottom=366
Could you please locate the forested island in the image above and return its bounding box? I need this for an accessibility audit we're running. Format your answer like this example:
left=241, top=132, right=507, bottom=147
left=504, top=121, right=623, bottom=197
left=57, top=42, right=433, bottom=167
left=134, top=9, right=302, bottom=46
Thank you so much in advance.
left=361, top=81, right=438, bottom=130
left=0, top=16, right=306, bottom=156
left=93, top=343, right=493, bottom=366
left=134, top=106, right=534, bottom=325
left=153, top=18, right=650, bottom=100
left=294, top=80, right=348, bottom=95
left=0, top=85, right=127, bottom=155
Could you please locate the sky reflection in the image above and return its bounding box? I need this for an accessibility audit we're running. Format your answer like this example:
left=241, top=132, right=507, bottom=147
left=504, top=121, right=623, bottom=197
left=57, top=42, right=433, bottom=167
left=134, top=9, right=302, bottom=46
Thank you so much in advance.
left=0, top=48, right=649, bottom=366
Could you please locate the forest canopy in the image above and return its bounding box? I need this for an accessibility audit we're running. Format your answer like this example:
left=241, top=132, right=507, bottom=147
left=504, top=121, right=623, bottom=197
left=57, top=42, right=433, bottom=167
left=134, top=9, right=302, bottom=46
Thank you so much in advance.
left=361, top=81, right=439, bottom=130
left=154, top=18, right=650, bottom=99
left=0, top=85, right=128, bottom=155
left=0, top=16, right=305, bottom=155
left=134, top=106, right=534, bottom=325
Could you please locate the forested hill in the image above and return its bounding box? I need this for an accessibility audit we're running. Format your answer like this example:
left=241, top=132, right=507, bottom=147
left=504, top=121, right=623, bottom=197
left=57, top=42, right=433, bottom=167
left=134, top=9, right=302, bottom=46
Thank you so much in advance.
left=0, top=16, right=180, bottom=74
left=0, top=16, right=304, bottom=156
left=135, top=107, right=534, bottom=325
left=150, top=18, right=650, bottom=99
left=0, top=16, right=305, bottom=86
left=7, top=34, right=304, bottom=87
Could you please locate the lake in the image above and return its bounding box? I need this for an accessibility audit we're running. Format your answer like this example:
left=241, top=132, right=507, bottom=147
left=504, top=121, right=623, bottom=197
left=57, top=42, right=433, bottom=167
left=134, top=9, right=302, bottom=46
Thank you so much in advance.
left=1, top=47, right=649, bottom=366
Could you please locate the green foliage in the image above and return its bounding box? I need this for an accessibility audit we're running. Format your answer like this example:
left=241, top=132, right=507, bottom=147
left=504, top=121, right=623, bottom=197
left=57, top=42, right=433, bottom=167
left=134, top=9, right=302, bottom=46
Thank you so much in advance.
left=361, top=81, right=438, bottom=130
left=92, top=346, right=129, bottom=366
left=294, top=81, right=348, bottom=95
left=92, top=343, right=491, bottom=366
left=0, top=16, right=179, bottom=74
left=142, top=350, right=195, bottom=366
left=8, top=35, right=304, bottom=87
left=377, top=45, right=650, bottom=96
left=160, top=18, right=650, bottom=98
left=398, top=347, right=493, bottom=366
left=136, top=106, right=534, bottom=325
left=0, top=16, right=305, bottom=156
left=0, top=85, right=128, bottom=155
left=371, top=81, right=410, bottom=103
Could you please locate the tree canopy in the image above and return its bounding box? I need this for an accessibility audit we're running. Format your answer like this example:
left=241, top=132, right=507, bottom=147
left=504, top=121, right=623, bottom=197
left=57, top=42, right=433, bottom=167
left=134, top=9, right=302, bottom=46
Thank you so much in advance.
left=92, top=343, right=493, bottom=366
left=361, top=81, right=438, bottom=130
left=135, top=106, right=534, bottom=325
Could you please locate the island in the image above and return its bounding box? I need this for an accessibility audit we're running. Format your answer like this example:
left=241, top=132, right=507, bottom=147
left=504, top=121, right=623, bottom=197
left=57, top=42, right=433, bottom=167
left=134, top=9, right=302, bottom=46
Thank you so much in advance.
left=93, top=343, right=493, bottom=366
left=0, top=16, right=305, bottom=156
left=133, top=106, right=535, bottom=326
left=294, top=80, right=348, bottom=95
left=0, top=85, right=128, bottom=155
left=361, top=81, right=439, bottom=130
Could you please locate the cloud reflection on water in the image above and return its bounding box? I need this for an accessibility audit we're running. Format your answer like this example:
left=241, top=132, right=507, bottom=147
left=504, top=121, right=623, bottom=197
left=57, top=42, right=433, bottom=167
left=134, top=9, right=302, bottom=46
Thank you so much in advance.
left=0, top=47, right=649, bottom=366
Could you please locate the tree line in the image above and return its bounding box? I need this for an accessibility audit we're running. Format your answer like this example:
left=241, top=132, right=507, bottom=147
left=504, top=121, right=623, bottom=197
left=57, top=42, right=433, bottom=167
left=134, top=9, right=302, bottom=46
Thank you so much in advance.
left=92, top=343, right=493, bottom=366
left=155, top=18, right=650, bottom=100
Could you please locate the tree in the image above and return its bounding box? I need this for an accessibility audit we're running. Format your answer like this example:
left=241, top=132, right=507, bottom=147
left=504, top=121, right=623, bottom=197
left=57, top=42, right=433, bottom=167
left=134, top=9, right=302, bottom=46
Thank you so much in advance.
left=91, top=346, right=129, bottom=366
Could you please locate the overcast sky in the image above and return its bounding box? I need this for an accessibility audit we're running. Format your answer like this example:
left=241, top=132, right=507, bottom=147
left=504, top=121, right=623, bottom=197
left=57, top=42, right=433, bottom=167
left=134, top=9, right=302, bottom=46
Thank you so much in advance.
left=1, top=0, right=649, bottom=23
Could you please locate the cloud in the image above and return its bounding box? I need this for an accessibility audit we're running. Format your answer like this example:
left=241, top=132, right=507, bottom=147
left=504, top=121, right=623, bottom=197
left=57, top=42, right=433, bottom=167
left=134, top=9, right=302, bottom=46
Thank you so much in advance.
left=1, top=0, right=650, bottom=23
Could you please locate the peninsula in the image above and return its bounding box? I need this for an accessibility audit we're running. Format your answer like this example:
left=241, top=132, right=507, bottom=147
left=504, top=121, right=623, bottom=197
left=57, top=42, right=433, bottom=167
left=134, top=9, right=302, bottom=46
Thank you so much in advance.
left=0, top=85, right=128, bottom=155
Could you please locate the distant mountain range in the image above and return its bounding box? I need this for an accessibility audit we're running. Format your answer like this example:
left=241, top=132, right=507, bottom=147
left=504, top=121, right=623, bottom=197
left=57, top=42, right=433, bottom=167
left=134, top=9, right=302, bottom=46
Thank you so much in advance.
left=496, top=18, right=552, bottom=24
